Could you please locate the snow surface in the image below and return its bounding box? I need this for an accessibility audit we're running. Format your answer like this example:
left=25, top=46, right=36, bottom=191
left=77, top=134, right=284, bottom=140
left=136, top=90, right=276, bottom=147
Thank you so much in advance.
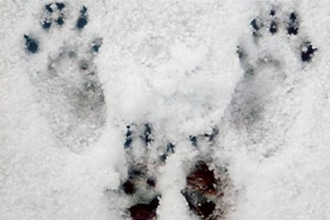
left=1, top=0, right=330, bottom=219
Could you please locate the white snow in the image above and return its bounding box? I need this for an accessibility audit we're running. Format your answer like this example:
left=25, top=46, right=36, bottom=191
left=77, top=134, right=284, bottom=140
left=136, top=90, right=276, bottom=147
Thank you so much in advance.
left=1, top=0, right=330, bottom=219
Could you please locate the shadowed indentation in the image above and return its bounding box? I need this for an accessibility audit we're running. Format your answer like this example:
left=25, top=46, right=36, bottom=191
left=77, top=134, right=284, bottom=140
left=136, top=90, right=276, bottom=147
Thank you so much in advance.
left=301, top=42, right=317, bottom=62
left=24, top=35, right=39, bottom=53
left=77, top=6, right=88, bottom=29
left=129, top=197, right=160, bottom=220
left=287, top=12, right=299, bottom=35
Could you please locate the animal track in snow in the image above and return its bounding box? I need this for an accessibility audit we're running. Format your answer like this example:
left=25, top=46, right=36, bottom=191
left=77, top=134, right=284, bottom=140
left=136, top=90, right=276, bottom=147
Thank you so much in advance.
left=227, top=6, right=317, bottom=157
left=107, top=123, right=167, bottom=220
left=24, top=3, right=106, bottom=153
left=106, top=124, right=231, bottom=220
left=183, top=129, right=230, bottom=220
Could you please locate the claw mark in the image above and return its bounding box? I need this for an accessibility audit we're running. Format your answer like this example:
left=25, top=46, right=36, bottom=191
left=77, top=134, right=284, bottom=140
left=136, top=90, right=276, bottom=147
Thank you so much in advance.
left=77, top=6, right=88, bottom=29
left=269, top=20, right=278, bottom=34
left=250, top=19, right=260, bottom=32
left=55, top=2, right=65, bottom=10
left=270, top=9, right=276, bottom=16
left=160, top=143, right=175, bottom=161
left=124, top=125, right=133, bottom=148
left=204, top=127, right=219, bottom=142
left=301, top=42, right=317, bottom=62
left=189, top=135, right=197, bottom=147
left=141, top=123, right=153, bottom=146
left=91, top=38, right=103, bottom=53
left=287, top=12, right=299, bottom=35
left=45, top=3, right=53, bottom=13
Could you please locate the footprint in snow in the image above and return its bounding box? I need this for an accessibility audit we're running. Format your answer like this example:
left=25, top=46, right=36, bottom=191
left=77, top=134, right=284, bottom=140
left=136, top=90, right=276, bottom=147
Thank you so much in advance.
left=228, top=6, right=317, bottom=157
left=23, top=2, right=106, bottom=153
left=106, top=124, right=231, bottom=220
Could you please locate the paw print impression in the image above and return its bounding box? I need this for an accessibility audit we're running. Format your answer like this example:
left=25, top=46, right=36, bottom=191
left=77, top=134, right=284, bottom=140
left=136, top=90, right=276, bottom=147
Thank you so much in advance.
left=24, top=3, right=106, bottom=153
left=229, top=6, right=318, bottom=157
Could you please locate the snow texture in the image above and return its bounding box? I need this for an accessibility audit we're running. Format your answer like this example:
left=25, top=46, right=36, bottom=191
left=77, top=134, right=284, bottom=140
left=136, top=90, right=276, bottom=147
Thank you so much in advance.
left=0, top=0, right=329, bottom=219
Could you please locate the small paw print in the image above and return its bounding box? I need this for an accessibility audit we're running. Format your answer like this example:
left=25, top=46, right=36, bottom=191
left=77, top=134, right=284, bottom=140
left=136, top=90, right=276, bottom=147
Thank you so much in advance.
left=109, top=123, right=170, bottom=219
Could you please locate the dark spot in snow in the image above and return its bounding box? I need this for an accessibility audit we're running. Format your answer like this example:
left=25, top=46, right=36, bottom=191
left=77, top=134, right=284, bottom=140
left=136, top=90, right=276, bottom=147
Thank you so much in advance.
left=160, top=143, right=175, bottom=162
left=129, top=197, right=160, bottom=220
left=204, top=127, right=219, bottom=142
left=301, top=42, right=317, bottom=62
left=42, top=20, right=51, bottom=29
left=270, top=9, right=276, bottom=16
left=55, top=2, right=65, bottom=10
left=55, top=16, right=64, bottom=25
left=45, top=3, right=53, bottom=13
left=124, top=125, right=133, bottom=148
left=77, top=17, right=88, bottom=29
left=182, top=160, right=220, bottom=219
left=122, top=180, right=136, bottom=195
left=287, top=12, right=299, bottom=35
left=250, top=18, right=259, bottom=31
left=91, top=38, right=103, bottom=53
left=166, top=143, right=175, bottom=154
left=77, top=6, right=88, bottom=29
left=80, top=6, right=87, bottom=14
left=187, top=160, right=217, bottom=193
left=147, top=178, right=156, bottom=188
left=141, top=123, right=153, bottom=146
left=24, top=35, right=39, bottom=53
left=182, top=189, right=216, bottom=219
left=269, top=20, right=278, bottom=34
left=189, top=135, right=197, bottom=147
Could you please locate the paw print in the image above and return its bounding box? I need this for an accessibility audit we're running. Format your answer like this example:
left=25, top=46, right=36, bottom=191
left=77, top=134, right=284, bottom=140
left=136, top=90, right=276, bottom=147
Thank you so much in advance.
left=108, top=123, right=171, bottom=219
left=23, top=3, right=106, bottom=153
left=229, top=6, right=318, bottom=157
left=107, top=124, right=230, bottom=220
left=183, top=129, right=230, bottom=220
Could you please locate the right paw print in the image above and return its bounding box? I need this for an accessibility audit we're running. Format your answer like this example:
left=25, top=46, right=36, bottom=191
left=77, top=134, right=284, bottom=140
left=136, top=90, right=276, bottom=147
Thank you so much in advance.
left=23, top=2, right=106, bottom=153
left=230, top=5, right=318, bottom=158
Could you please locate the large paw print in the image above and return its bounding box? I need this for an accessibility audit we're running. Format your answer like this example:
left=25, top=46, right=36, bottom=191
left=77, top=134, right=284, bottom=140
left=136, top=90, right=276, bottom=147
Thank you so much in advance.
left=228, top=6, right=318, bottom=157
left=23, top=3, right=106, bottom=153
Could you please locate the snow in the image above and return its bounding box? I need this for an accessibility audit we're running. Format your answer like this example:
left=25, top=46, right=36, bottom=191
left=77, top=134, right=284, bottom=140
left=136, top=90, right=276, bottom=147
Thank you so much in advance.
left=1, top=0, right=330, bottom=219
